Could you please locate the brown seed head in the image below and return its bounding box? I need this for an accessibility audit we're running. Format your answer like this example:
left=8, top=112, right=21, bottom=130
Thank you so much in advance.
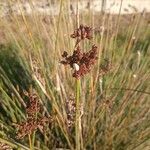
left=16, top=91, right=52, bottom=139
left=71, top=24, right=93, bottom=41
left=61, top=45, right=98, bottom=79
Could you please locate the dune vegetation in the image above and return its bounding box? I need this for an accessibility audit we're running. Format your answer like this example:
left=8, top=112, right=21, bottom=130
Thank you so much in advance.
left=0, top=0, right=150, bottom=150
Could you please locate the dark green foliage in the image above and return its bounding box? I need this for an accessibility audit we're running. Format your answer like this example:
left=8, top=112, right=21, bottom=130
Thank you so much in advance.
left=0, top=44, right=32, bottom=91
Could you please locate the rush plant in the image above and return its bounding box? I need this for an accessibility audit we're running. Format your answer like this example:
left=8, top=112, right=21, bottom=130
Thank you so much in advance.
left=0, top=0, right=149, bottom=150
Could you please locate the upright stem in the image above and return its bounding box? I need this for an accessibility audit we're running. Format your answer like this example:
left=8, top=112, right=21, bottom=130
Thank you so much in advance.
left=75, top=1, right=81, bottom=148
left=28, top=134, right=32, bottom=150
left=76, top=0, right=79, bottom=28
left=76, top=79, right=81, bottom=150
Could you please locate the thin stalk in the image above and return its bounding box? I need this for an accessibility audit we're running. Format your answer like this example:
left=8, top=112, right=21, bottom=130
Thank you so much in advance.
left=32, top=97, right=38, bottom=147
left=0, top=138, right=30, bottom=150
left=28, top=134, right=33, bottom=150
left=75, top=79, right=81, bottom=150
left=76, top=0, right=79, bottom=28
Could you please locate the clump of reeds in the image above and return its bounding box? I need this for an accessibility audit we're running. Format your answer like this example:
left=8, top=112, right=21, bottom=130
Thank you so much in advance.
left=0, top=1, right=150, bottom=149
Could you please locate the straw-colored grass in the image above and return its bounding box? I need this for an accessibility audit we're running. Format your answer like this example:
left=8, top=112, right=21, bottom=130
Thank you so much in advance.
left=0, top=0, right=150, bottom=149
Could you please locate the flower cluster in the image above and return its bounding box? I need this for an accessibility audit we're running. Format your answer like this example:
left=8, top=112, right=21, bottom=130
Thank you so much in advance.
left=16, top=117, right=50, bottom=139
left=61, top=45, right=97, bottom=79
left=66, top=95, right=76, bottom=130
left=99, top=59, right=112, bottom=77
left=0, top=142, right=13, bottom=150
left=61, top=25, right=98, bottom=79
left=16, top=90, right=51, bottom=139
left=71, top=24, right=92, bottom=40
left=26, top=92, right=41, bottom=118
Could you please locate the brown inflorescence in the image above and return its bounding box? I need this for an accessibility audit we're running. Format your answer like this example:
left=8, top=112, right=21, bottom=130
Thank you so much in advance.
left=66, top=95, right=76, bottom=130
left=71, top=24, right=92, bottom=40
left=61, top=24, right=98, bottom=78
left=0, top=142, right=13, bottom=150
left=26, top=92, right=41, bottom=118
left=16, top=90, right=52, bottom=139
left=71, top=24, right=93, bottom=46
left=16, top=117, right=50, bottom=139
left=61, top=45, right=98, bottom=79
left=99, top=59, right=112, bottom=77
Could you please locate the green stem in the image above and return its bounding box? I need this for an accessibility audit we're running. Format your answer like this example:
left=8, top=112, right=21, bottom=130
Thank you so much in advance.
left=28, top=134, right=32, bottom=150
left=32, top=99, right=38, bottom=147
left=75, top=79, right=81, bottom=150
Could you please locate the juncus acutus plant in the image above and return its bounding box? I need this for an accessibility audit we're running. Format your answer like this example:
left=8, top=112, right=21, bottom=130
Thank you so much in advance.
left=61, top=24, right=98, bottom=150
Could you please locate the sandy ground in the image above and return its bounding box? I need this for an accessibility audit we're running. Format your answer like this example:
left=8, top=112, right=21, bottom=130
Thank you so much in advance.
left=0, top=0, right=150, bottom=17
